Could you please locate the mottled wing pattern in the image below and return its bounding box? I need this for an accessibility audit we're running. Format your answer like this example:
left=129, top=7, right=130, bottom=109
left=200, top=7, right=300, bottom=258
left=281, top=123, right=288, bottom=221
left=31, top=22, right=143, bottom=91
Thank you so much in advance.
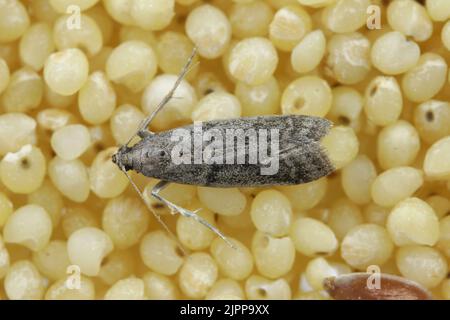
left=147, top=115, right=334, bottom=187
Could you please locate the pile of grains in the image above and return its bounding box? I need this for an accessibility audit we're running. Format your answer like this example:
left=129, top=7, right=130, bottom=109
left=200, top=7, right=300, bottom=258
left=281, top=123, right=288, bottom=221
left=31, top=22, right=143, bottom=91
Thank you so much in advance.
left=0, top=0, right=449, bottom=300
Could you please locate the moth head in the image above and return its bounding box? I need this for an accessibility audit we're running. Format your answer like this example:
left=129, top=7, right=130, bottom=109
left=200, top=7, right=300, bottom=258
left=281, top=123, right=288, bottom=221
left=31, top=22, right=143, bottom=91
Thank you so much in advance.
left=112, top=145, right=132, bottom=171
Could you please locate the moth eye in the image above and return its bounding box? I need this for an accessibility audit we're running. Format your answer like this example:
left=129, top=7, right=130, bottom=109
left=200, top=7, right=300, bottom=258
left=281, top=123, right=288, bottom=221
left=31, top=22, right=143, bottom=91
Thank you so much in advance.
left=159, top=150, right=167, bottom=157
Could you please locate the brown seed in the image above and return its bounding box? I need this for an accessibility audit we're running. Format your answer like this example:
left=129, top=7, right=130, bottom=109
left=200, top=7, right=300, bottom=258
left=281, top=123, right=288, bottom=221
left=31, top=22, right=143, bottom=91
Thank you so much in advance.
left=324, top=273, right=432, bottom=300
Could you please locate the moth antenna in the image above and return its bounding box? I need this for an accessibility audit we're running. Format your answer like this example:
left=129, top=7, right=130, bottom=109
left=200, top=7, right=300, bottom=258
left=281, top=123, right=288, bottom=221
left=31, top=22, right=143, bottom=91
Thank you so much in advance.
left=120, top=167, right=188, bottom=257
left=124, top=47, right=198, bottom=147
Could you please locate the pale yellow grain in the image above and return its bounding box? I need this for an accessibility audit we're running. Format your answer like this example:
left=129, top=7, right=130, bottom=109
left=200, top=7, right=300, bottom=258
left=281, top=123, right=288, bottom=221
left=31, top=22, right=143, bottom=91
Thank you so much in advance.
left=85, top=6, right=114, bottom=45
left=210, top=238, right=254, bottom=281
left=423, top=136, right=450, bottom=179
left=44, top=84, right=76, bottom=109
left=291, top=30, right=326, bottom=74
left=67, top=227, right=114, bottom=276
left=252, top=231, right=295, bottom=279
left=250, top=189, right=293, bottom=237
left=441, top=279, right=450, bottom=300
left=176, top=209, right=216, bottom=251
left=36, top=109, right=76, bottom=132
left=235, top=77, right=280, bottom=116
left=321, top=126, right=359, bottom=170
left=198, top=187, right=246, bottom=216
left=341, top=224, right=394, bottom=270
left=143, top=271, right=178, bottom=300
left=0, top=235, right=10, bottom=279
left=98, top=250, right=135, bottom=286
left=32, top=240, right=70, bottom=281
left=106, top=41, right=157, bottom=93
left=78, top=71, right=116, bottom=125
left=0, top=145, right=46, bottom=194
left=53, top=14, right=103, bottom=56
left=328, top=86, right=363, bottom=131
left=44, top=49, right=89, bottom=96
left=281, top=76, right=332, bottom=117
left=442, top=21, right=450, bottom=50
left=178, top=252, right=218, bottom=299
left=426, top=195, right=450, bottom=219
left=377, top=121, right=421, bottom=169
left=61, top=205, right=99, bottom=239
left=229, top=1, right=273, bottom=38
left=325, top=32, right=371, bottom=85
left=290, top=217, right=338, bottom=257
left=51, top=125, right=91, bottom=160
left=205, top=279, right=245, bottom=300
left=0, top=0, right=30, bottom=43
left=437, top=216, right=450, bottom=258
left=28, top=179, right=64, bottom=227
left=396, top=245, right=448, bottom=288
left=4, top=260, right=45, bottom=300
left=363, top=203, right=390, bottom=226
left=371, top=167, right=424, bottom=208
left=322, top=0, right=371, bottom=33
left=19, top=23, right=55, bottom=71
left=129, top=0, right=175, bottom=31
left=402, top=53, right=447, bottom=103
left=364, top=76, right=403, bottom=126
left=328, top=198, right=364, bottom=240
left=228, top=37, right=279, bottom=87
left=371, top=31, right=420, bottom=75
left=45, top=276, right=95, bottom=300
left=110, top=104, right=145, bottom=145
left=142, top=74, right=197, bottom=131
left=387, top=0, right=433, bottom=42
left=426, top=0, right=450, bottom=21
left=0, top=57, right=9, bottom=95
left=156, top=31, right=199, bottom=80
left=0, top=192, right=13, bottom=227
left=245, top=275, right=291, bottom=300
left=341, top=155, right=377, bottom=204
left=277, top=177, right=327, bottom=211
left=49, top=0, right=100, bottom=13
left=387, top=197, right=440, bottom=246
left=104, top=277, right=146, bottom=300
left=269, top=5, right=312, bottom=51
left=1, top=67, right=44, bottom=113
left=414, top=100, right=450, bottom=144
left=140, top=231, right=184, bottom=276
left=102, top=196, right=149, bottom=249
left=89, top=148, right=129, bottom=198
left=48, top=157, right=90, bottom=203
left=305, top=257, right=339, bottom=290
left=185, top=4, right=231, bottom=59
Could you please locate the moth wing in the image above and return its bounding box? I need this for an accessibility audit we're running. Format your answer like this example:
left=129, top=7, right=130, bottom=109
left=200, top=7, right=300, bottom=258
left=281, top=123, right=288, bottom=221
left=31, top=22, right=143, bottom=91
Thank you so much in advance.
left=285, top=116, right=333, bottom=143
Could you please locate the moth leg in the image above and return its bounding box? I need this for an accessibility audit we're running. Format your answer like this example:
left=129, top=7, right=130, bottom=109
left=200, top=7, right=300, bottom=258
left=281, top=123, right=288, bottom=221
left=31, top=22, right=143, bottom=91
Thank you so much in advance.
left=151, top=181, right=236, bottom=249
left=137, top=130, right=153, bottom=139
left=118, top=168, right=188, bottom=256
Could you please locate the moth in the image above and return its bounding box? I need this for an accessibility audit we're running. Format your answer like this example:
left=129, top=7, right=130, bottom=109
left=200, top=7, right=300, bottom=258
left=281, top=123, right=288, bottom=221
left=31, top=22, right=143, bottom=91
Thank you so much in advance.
left=112, top=49, right=334, bottom=248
